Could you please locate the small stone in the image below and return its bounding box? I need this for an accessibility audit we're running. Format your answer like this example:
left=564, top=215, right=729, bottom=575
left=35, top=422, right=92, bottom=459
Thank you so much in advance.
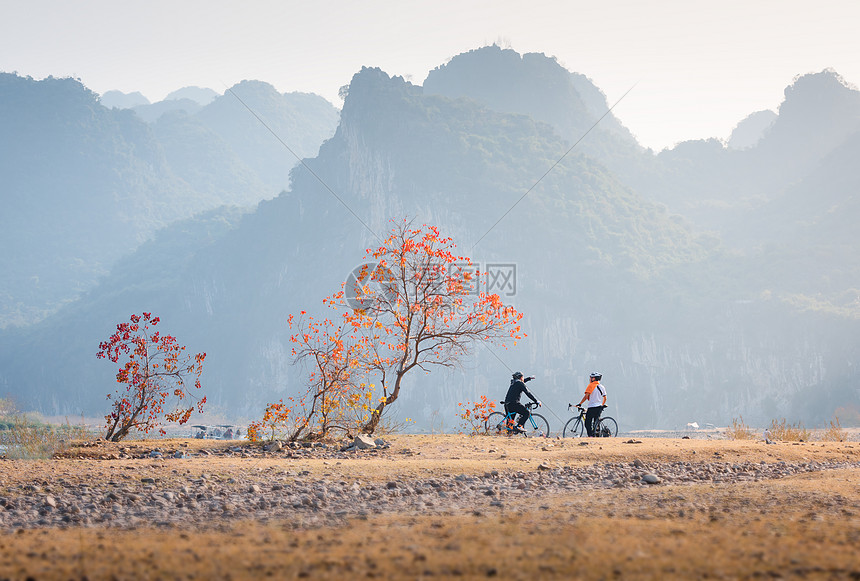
left=263, top=441, right=283, bottom=453
left=353, top=435, right=376, bottom=450
left=642, top=473, right=661, bottom=484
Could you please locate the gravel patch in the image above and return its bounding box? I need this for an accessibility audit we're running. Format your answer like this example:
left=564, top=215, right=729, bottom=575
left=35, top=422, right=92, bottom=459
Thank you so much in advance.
left=1, top=449, right=857, bottom=532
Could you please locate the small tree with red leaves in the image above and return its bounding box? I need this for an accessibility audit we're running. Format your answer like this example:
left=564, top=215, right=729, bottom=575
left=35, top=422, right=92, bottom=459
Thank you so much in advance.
left=97, top=312, right=206, bottom=442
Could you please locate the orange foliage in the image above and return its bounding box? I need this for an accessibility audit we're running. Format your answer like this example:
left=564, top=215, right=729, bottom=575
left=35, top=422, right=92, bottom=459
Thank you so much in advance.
left=457, top=395, right=497, bottom=434
left=254, top=219, right=525, bottom=438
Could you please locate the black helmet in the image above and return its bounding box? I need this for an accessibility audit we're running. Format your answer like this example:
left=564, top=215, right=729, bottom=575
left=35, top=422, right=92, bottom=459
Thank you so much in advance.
left=590, top=372, right=602, bottom=381
left=512, top=371, right=524, bottom=379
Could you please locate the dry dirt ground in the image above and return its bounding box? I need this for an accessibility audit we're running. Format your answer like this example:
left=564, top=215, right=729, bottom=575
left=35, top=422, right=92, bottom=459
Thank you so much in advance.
left=1, top=434, right=859, bottom=580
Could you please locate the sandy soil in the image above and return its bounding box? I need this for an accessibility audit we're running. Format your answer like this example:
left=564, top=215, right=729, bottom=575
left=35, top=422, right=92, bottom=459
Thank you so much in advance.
left=1, top=434, right=859, bottom=580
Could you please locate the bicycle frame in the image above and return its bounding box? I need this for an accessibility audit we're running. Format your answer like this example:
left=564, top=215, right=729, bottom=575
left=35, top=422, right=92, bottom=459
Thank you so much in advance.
left=487, top=401, right=549, bottom=437
left=564, top=403, right=617, bottom=438
left=502, top=405, right=540, bottom=430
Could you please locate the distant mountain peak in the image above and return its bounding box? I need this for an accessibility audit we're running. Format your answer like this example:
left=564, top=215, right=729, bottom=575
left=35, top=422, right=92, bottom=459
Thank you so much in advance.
left=100, top=89, right=150, bottom=109
left=786, top=68, right=855, bottom=99
left=779, top=69, right=860, bottom=120
left=728, top=109, right=777, bottom=150
left=165, top=86, right=218, bottom=106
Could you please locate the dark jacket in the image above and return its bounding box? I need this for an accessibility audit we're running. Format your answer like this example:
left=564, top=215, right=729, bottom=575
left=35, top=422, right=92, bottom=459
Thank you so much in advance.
left=504, top=377, right=537, bottom=405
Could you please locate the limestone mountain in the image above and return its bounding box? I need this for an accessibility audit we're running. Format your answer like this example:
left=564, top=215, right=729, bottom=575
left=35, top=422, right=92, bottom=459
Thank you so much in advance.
left=0, top=67, right=758, bottom=429
left=422, top=45, right=648, bottom=185
left=1, top=52, right=858, bottom=431
left=728, top=110, right=777, bottom=150
left=191, top=81, right=340, bottom=194
left=165, top=86, right=218, bottom=105
left=0, top=74, right=195, bottom=327
left=0, top=74, right=339, bottom=327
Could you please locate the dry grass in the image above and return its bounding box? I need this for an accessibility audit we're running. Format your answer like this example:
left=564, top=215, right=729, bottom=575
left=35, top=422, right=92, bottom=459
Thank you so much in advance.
left=821, top=416, right=848, bottom=442
left=0, top=413, right=92, bottom=459
left=1, top=435, right=859, bottom=580
left=768, top=418, right=813, bottom=442
left=725, top=415, right=757, bottom=439
left=1, top=466, right=858, bottom=579
left=727, top=415, right=850, bottom=443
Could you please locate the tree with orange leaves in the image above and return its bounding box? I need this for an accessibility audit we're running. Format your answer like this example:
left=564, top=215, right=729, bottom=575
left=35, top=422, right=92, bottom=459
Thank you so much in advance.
left=287, top=313, right=374, bottom=439
left=97, top=312, right=206, bottom=442
left=248, top=313, right=376, bottom=442
left=333, top=219, right=525, bottom=434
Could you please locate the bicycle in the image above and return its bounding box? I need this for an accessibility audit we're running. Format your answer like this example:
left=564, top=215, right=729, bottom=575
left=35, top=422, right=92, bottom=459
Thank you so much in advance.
left=562, top=404, right=617, bottom=438
left=484, top=401, right=549, bottom=437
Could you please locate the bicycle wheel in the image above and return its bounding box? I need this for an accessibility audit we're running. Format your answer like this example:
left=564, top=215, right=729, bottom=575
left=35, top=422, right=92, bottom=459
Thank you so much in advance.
left=563, top=417, right=584, bottom=438
left=598, top=416, right=618, bottom=437
left=522, top=413, right=549, bottom=438
left=484, top=411, right=508, bottom=435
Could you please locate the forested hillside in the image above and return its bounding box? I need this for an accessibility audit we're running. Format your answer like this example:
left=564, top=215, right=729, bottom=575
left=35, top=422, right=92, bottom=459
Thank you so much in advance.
left=1, top=48, right=858, bottom=430
left=0, top=74, right=338, bottom=327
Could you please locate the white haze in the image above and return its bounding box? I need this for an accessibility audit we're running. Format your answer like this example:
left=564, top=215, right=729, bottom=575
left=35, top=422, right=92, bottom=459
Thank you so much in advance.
left=1, top=0, right=858, bottom=151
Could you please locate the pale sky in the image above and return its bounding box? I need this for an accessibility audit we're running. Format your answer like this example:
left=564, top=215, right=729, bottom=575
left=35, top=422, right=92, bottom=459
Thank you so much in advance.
left=2, top=0, right=858, bottom=151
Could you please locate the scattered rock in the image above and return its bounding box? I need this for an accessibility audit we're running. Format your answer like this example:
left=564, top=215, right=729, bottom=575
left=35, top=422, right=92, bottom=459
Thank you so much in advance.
left=263, top=441, right=283, bottom=453
left=353, top=435, right=377, bottom=450
left=2, top=444, right=857, bottom=533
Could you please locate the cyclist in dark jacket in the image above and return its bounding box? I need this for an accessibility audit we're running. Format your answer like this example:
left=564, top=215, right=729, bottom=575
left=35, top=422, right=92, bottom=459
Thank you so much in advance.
left=504, top=371, right=541, bottom=432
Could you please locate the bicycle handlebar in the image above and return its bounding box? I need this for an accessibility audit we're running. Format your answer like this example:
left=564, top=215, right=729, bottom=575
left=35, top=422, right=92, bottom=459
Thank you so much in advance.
left=568, top=403, right=608, bottom=410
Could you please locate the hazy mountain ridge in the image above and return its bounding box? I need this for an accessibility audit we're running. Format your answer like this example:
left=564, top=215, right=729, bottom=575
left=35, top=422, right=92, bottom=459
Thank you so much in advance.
left=0, top=65, right=715, bottom=422
left=423, top=46, right=649, bottom=186
left=0, top=74, right=196, bottom=327
left=728, top=110, right=777, bottom=150
left=191, top=81, right=340, bottom=193
left=0, top=74, right=339, bottom=327
left=648, top=70, right=860, bottom=234
left=1, top=50, right=858, bottom=430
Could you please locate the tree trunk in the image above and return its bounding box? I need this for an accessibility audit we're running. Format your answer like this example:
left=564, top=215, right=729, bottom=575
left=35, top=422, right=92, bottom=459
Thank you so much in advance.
left=361, top=401, right=386, bottom=434
left=361, top=376, right=402, bottom=434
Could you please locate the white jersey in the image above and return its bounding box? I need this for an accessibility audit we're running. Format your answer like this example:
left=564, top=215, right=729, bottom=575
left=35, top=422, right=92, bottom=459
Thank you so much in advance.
left=587, top=382, right=606, bottom=408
